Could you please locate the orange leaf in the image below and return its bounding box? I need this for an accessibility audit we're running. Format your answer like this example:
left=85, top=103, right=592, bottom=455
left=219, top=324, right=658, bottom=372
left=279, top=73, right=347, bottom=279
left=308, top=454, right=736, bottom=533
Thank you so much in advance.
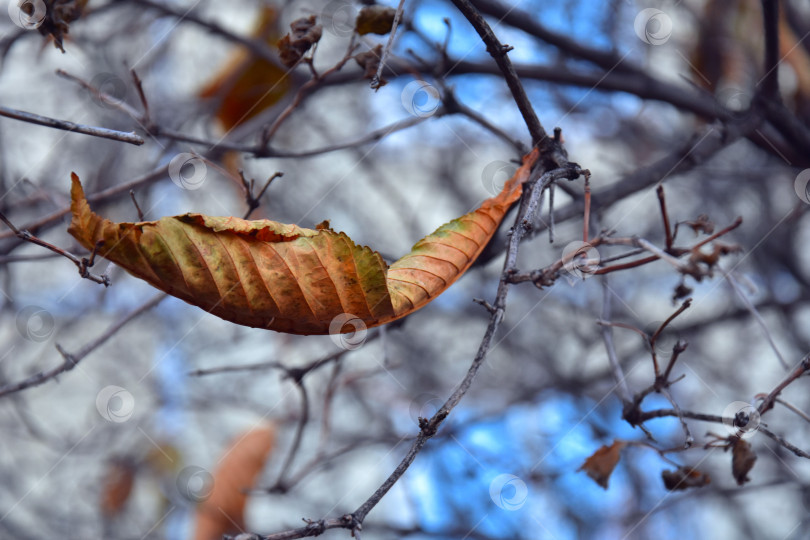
left=68, top=150, right=539, bottom=335
left=193, top=425, right=275, bottom=540
left=199, top=6, right=291, bottom=131
left=578, top=440, right=626, bottom=489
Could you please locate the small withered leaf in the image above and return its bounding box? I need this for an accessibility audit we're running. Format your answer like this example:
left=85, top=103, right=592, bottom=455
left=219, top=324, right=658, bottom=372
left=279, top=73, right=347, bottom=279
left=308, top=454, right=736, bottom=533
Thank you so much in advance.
left=31, top=0, right=89, bottom=52
left=685, top=214, right=714, bottom=235
left=356, top=5, right=398, bottom=35
left=661, top=466, right=711, bottom=491
left=278, top=15, right=323, bottom=68
left=355, top=44, right=386, bottom=84
left=729, top=437, right=757, bottom=486
left=578, top=440, right=626, bottom=489
left=672, top=282, right=693, bottom=302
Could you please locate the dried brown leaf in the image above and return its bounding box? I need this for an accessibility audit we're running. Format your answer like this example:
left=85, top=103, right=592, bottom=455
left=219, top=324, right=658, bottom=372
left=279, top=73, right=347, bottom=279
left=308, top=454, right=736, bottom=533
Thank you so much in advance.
left=278, top=15, right=322, bottom=68
left=355, top=44, right=385, bottom=84
left=661, top=466, right=711, bottom=491
left=68, top=151, right=540, bottom=335
left=685, top=214, right=714, bottom=235
left=730, top=437, right=757, bottom=486
left=578, top=440, right=626, bottom=489
left=355, top=5, right=397, bottom=35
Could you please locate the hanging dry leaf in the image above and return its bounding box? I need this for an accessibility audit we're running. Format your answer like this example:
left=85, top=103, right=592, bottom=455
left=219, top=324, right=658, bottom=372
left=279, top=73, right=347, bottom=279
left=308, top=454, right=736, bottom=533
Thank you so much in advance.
left=277, top=15, right=323, bottom=68
left=15, top=0, right=88, bottom=52
left=355, top=5, right=397, bottom=35
left=578, top=440, right=626, bottom=489
left=729, top=436, right=757, bottom=486
left=99, top=458, right=137, bottom=517
left=199, top=6, right=291, bottom=131
left=661, top=466, right=711, bottom=491
left=684, top=215, right=714, bottom=236
left=193, top=425, right=275, bottom=540
left=355, top=44, right=385, bottom=83
left=68, top=150, right=539, bottom=335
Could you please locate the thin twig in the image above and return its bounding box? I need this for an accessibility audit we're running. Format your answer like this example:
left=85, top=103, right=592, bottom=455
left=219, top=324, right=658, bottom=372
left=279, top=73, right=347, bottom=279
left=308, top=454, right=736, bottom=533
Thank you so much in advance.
left=272, top=377, right=310, bottom=492
left=450, top=0, right=548, bottom=149
left=0, top=211, right=110, bottom=285
left=657, top=185, right=673, bottom=250
left=0, top=105, right=143, bottom=145
left=129, top=190, right=145, bottom=221
left=371, top=0, right=407, bottom=90
left=757, top=354, right=810, bottom=414
left=599, top=276, right=632, bottom=405
left=725, top=270, right=789, bottom=369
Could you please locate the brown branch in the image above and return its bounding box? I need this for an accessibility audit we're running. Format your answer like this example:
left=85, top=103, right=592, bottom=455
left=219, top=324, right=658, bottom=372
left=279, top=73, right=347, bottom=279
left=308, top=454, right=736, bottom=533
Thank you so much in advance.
left=349, top=162, right=581, bottom=528
left=450, top=0, right=549, bottom=150
left=0, top=211, right=110, bottom=285
left=757, top=354, right=810, bottom=415
left=370, top=0, right=406, bottom=90
left=241, top=171, right=284, bottom=219
left=0, top=105, right=144, bottom=145
left=657, top=185, right=673, bottom=251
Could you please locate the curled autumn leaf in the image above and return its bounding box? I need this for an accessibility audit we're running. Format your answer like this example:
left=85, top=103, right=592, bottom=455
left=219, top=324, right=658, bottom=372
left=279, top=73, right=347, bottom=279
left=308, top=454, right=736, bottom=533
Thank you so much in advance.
left=193, top=425, right=275, bottom=540
left=661, top=466, right=711, bottom=491
left=68, top=150, right=539, bottom=335
left=578, top=440, right=626, bottom=489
